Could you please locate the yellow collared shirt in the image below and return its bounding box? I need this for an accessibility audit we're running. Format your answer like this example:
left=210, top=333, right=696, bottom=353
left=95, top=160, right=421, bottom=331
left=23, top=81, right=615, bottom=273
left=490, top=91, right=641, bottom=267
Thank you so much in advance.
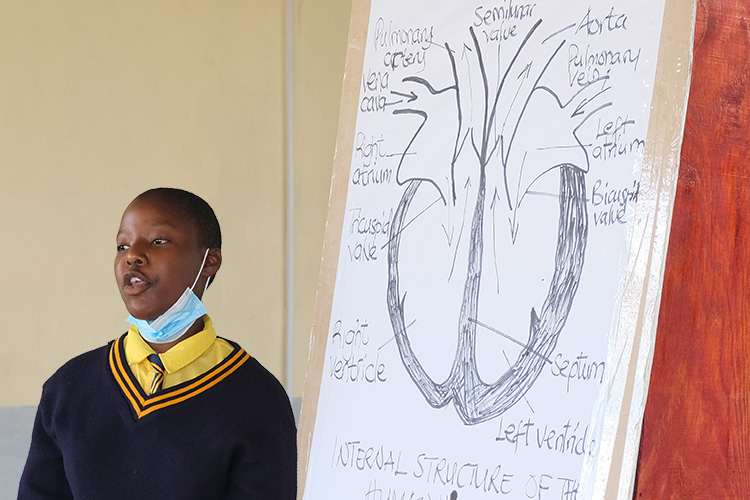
left=124, top=315, right=234, bottom=395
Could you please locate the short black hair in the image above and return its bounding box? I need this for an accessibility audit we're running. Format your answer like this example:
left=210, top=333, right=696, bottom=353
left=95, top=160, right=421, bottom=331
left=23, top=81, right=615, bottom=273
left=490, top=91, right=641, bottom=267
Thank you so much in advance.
left=134, top=188, right=222, bottom=249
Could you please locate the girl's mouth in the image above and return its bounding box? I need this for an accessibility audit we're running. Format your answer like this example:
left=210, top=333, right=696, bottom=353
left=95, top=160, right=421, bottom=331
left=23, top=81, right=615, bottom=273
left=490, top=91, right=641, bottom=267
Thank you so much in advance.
left=122, top=271, right=151, bottom=294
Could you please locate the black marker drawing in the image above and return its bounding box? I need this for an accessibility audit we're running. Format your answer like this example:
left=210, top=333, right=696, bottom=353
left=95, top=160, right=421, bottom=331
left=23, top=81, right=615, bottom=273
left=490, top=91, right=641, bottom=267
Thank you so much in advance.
left=386, top=19, right=609, bottom=424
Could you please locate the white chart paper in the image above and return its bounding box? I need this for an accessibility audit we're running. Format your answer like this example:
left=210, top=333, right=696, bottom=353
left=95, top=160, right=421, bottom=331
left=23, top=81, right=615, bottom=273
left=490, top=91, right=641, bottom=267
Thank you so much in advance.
left=302, top=1, right=680, bottom=498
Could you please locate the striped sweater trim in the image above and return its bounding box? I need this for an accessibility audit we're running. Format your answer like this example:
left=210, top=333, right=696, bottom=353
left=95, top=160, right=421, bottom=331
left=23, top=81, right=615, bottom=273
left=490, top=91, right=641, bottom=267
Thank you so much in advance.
left=108, top=334, right=250, bottom=419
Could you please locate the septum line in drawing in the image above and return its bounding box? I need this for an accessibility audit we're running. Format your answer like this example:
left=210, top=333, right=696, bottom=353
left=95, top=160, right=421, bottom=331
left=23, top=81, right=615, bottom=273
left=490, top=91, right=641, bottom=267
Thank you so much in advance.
left=469, top=318, right=553, bottom=365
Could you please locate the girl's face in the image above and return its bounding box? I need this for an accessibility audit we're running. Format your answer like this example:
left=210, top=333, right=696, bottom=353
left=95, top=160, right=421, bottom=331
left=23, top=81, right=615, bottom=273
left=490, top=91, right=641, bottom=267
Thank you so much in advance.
left=114, top=197, right=207, bottom=321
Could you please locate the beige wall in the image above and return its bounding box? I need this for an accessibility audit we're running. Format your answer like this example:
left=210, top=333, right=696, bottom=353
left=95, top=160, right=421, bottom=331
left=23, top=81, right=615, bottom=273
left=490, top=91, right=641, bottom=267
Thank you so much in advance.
left=0, top=1, right=351, bottom=406
left=291, top=0, right=352, bottom=396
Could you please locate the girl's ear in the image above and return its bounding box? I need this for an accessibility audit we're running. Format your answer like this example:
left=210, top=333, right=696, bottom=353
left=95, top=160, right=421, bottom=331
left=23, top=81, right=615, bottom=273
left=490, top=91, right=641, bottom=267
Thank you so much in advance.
left=202, top=248, right=222, bottom=278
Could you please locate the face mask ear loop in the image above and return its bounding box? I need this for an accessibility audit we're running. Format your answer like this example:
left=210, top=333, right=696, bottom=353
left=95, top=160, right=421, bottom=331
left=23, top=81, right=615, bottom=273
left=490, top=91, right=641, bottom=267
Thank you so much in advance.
left=191, top=249, right=210, bottom=291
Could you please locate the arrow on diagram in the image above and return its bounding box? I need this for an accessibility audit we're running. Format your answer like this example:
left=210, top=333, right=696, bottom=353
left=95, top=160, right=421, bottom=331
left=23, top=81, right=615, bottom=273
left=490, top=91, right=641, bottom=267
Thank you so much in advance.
left=391, top=90, right=418, bottom=103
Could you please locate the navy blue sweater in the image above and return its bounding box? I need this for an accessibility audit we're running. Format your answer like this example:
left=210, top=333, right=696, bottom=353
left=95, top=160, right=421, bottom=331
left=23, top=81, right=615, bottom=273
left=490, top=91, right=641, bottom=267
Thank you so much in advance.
left=18, top=335, right=297, bottom=499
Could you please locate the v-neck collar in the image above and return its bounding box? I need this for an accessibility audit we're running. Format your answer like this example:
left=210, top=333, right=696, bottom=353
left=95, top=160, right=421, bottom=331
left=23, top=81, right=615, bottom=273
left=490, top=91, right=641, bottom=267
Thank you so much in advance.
left=124, top=315, right=218, bottom=374
left=108, top=334, right=250, bottom=419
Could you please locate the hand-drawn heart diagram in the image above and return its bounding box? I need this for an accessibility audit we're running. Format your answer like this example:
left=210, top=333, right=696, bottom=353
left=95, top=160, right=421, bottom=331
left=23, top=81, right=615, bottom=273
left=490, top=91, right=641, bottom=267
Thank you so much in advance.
left=386, top=20, right=609, bottom=425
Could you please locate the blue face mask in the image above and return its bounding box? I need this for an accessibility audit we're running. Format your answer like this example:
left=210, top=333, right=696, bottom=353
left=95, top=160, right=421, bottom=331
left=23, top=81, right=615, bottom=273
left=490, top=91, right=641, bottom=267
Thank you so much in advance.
left=127, top=249, right=210, bottom=345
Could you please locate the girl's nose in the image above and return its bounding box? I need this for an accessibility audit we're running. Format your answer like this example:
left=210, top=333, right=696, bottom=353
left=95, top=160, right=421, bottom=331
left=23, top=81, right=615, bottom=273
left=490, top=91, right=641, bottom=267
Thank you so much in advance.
left=126, top=242, right=147, bottom=266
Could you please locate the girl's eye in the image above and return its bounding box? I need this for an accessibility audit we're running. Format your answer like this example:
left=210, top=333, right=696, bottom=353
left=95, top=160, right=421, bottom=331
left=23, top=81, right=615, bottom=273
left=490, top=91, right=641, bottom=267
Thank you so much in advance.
left=116, top=244, right=129, bottom=252
left=152, top=238, right=167, bottom=245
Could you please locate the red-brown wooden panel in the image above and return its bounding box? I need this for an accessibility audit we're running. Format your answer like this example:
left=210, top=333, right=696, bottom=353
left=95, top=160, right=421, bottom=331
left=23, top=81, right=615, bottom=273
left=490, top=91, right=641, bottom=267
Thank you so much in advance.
left=634, top=0, right=750, bottom=498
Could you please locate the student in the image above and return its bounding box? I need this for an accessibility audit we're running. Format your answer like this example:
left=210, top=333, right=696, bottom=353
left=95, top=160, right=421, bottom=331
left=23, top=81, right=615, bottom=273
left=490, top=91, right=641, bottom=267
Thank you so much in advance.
left=19, top=188, right=297, bottom=499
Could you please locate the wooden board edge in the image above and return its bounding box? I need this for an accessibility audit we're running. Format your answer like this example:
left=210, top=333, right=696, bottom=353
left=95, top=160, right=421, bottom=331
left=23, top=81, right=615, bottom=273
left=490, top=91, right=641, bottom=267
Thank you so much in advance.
left=296, top=1, right=372, bottom=498
left=601, top=0, right=697, bottom=498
